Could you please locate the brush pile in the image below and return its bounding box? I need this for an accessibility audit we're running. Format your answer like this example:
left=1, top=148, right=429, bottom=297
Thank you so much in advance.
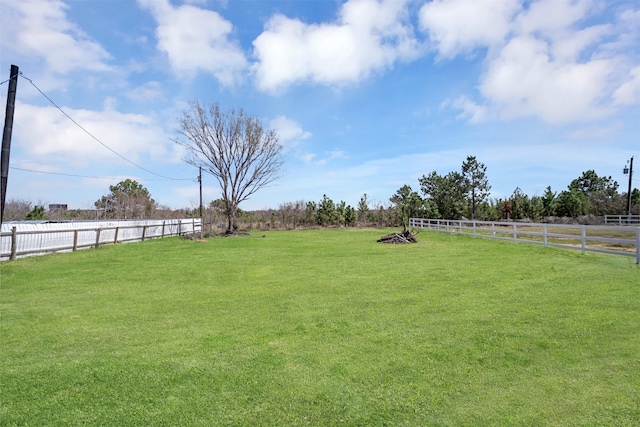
left=377, top=228, right=419, bottom=244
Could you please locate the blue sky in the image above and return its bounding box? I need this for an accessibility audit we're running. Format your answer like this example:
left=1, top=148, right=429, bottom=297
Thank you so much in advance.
left=1, top=0, right=638, bottom=211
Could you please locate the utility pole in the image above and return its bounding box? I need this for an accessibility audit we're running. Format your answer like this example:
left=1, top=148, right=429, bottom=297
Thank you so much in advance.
left=624, top=156, right=634, bottom=218
left=1, top=64, right=19, bottom=225
left=199, top=166, right=203, bottom=238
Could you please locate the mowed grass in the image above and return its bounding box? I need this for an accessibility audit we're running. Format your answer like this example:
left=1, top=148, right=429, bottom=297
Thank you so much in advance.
left=1, top=228, right=639, bottom=426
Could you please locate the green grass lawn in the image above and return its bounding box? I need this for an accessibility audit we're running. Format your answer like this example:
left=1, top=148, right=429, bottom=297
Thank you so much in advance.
left=1, top=228, right=639, bottom=426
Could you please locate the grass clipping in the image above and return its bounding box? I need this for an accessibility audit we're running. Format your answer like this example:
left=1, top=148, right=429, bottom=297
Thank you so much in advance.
left=377, top=228, right=419, bottom=244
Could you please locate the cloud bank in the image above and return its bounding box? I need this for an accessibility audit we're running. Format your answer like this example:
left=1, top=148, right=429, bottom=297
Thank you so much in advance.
left=252, top=0, right=421, bottom=93
left=138, top=0, right=247, bottom=85
left=420, top=0, right=640, bottom=124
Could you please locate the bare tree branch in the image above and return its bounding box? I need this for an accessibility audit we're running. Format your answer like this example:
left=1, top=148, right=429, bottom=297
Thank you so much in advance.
left=174, top=101, right=284, bottom=231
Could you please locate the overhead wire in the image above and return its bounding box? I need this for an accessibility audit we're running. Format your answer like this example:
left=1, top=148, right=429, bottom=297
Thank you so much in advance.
left=9, top=166, right=195, bottom=182
left=0, top=75, right=16, bottom=86
left=16, top=72, right=193, bottom=181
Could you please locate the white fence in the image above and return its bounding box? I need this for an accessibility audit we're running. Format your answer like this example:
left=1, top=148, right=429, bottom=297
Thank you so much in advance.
left=0, top=219, right=201, bottom=261
left=604, top=215, right=640, bottom=225
left=409, top=218, right=640, bottom=264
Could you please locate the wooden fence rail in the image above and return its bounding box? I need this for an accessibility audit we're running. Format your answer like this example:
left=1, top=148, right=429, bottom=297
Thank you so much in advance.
left=1, top=219, right=201, bottom=261
left=409, top=218, right=640, bottom=264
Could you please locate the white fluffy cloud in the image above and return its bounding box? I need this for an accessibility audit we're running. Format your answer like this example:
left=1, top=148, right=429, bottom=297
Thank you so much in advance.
left=138, top=0, right=247, bottom=85
left=443, top=96, right=489, bottom=124
left=269, top=116, right=311, bottom=150
left=514, top=0, right=592, bottom=36
left=252, top=0, right=420, bottom=92
left=480, top=36, right=614, bottom=123
left=0, top=0, right=111, bottom=74
left=419, top=0, right=520, bottom=58
left=13, top=101, right=176, bottom=167
left=613, top=66, right=640, bottom=106
left=420, top=0, right=640, bottom=124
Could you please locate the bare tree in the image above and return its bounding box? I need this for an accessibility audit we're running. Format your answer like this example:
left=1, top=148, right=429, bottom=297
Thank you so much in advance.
left=175, top=102, right=284, bottom=232
left=2, top=198, right=33, bottom=221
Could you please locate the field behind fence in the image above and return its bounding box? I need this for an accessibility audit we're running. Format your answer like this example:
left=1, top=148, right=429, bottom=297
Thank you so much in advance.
left=0, top=218, right=201, bottom=261
left=409, top=218, right=640, bottom=263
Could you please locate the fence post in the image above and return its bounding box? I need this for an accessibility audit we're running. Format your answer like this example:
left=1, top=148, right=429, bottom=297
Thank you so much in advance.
left=543, top=224, right=547, bottom=246
left=10, top=226, right=17, bottom=260
left=636, top=227, right=640, bottom=264
left=73, top=230, right=78, bottom=251
left=95, top=228, right=101, bottom=248
left=492, top=223, right=495, bottom=238
left=581, top=226, right=586, bottom=252
left=114, top=227, right=119, bottom=244
left=513, top=223, right=517, bottom=242
left=161, top=221, right=165, bottom=238
left=142, top=225, right=147, bottom=241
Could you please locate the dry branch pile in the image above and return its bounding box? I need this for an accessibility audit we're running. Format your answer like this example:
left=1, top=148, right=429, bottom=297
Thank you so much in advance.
left=377, top=228, right=419, bottom=244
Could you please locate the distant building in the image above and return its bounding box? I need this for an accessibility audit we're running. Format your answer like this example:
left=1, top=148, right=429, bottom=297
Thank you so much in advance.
left=48, top=204, right=68, bottom=211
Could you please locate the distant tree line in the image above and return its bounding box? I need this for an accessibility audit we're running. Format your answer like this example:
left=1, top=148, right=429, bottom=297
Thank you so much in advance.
left=388, top=157, right=638, bottom=224
left=240, top=156, right=638, bottom=229
left=3, top=157, right=638, bottom=227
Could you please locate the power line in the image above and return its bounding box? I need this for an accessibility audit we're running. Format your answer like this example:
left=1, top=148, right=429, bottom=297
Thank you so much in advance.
left=0, top=75, right=16, bottom=86
left=10, top=166, right=194, bottom=182
left=17, top=72, right=190, bottom=181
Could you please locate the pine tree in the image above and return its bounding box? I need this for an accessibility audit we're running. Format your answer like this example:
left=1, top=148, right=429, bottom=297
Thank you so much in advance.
left=461, top=156, right=491, bottom=220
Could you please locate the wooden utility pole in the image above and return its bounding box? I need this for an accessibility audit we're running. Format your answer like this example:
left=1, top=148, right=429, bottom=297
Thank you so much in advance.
left=1, top=64, right=19, bottom=225
left=625, top=157, right=634, bottom=218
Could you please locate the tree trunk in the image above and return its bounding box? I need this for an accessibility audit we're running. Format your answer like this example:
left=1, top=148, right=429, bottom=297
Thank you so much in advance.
left=226, top=213, right=233, bottom=232
left=472, top=188, right=476, bottom=220
left=226, top=204, right=237, bottom=232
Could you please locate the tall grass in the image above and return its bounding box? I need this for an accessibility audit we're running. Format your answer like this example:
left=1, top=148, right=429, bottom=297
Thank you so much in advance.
left=1, top=229, right=638, bottom=426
